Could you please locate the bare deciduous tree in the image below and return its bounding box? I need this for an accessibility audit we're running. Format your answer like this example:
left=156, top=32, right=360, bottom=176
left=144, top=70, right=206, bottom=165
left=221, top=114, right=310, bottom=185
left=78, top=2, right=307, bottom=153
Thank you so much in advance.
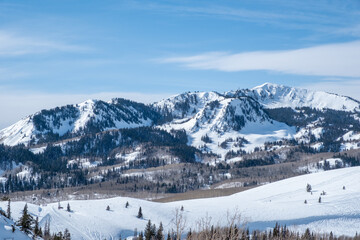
left=172, top=207, right=187, bottom=240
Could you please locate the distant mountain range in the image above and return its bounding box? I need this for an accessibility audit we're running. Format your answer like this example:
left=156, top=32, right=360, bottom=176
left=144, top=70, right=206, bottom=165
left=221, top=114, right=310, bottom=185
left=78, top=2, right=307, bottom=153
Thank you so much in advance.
left=1, top=83, right=360, bottom=161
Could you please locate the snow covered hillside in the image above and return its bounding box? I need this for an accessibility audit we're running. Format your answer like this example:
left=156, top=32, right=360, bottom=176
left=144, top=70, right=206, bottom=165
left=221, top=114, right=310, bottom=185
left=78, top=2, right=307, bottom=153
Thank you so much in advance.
left=1, top=83, right=360, bottom=159
left=157, top=93, right=295, bottom=159
left=227, top=83, right=360, bottom=111
left=0, top=214, right=32, bottom=239
left=2, top=167, right=360, bottom=239
left=0, top=98, right=160, bottom=146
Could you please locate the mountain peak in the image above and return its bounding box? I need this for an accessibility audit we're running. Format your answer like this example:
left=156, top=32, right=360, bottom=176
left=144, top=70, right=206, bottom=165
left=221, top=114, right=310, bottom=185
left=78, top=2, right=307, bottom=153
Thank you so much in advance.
left=252, top=82, right=283, bottom=90
left=248, top=83, right=359, bottom=111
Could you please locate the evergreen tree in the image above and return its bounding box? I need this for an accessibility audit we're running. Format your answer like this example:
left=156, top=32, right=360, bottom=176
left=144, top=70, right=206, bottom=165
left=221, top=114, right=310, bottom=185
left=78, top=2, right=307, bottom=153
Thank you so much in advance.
left=304, top=228, right=311, bottom=239
left=145, top=219, right=156, bottom=240
left=137, top=207, right=143, bottom=218
left=34, top=216, right=41, bottom=237
left=156, top=222, right=164, bottom=240
left=17, top=203, right=34, bottom=234
left=138, top=231, right=144, bottom=240
left=64, top=228, right=71, bottom=240
left=44, top=219, right=51, bottom=239
left=6, top=199, right=11, bottom=219
left=67, top=203, right=71, bottom=212
left=306, top=183, right=312, bottom=192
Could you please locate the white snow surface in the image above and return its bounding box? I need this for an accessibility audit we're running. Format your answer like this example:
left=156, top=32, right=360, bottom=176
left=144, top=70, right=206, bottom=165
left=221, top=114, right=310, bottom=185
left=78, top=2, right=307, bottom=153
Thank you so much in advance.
left=342, top=131, right=360, bottom=141
left=246, top=83, right=360, bottom=111
left=160, top=95, right=295, bottom=159
left=2, top=167, right=360, bottom=239
left=0, top=214, right=32, bottom=239
left=0, top=116, right=35, bottom=146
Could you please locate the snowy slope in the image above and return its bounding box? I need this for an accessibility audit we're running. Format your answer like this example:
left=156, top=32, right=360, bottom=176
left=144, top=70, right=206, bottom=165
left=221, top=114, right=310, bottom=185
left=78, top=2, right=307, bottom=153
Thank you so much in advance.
left=158, top=94, right=295, bottom=159
left=153, top=91, right=222, bottom=119
left=0, top=214, right=32, bottom=239
left=3, top=167, right=360, bottom=239
left=233, top=83, right=360, bottom=111
left=0, top=116, right=35, bottom=146
left=0, top=98, right=158, bottom=146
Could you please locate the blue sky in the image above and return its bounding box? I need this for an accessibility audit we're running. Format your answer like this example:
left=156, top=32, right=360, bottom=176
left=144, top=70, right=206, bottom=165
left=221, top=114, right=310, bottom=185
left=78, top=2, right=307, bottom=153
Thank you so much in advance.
left=1, top=0, right=360, bottom=128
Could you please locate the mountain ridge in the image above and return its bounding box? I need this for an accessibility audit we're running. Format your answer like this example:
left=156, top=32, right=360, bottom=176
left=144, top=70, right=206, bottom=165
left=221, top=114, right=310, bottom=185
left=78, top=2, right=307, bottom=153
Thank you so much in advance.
left=1, top=83, right=359, bottom=160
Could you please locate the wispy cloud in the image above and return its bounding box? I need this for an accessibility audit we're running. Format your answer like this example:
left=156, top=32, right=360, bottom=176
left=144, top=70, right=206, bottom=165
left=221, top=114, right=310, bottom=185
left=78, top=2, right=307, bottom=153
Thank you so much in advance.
left=300, top=79, right=360, bottom=101
left=0, top=31, right=89, bottom=56
left=161, top=41, right=360, bottom=77
left=124, top=1, right=360, bottom=34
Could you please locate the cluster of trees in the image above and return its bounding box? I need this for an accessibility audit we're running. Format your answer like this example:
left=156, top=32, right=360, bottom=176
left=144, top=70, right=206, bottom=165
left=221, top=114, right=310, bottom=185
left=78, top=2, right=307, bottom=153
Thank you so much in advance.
left=136, top=220, right=164, bottom=240
left=0, top=126, right=202, bottom=193
left=31, top=98, right=166, bottom=144
left=265, top=107, right=360, bottom=152
left=0, top=201, right=71, bottom=240
left=139, top=222, right=360, bottom=240
left=333, top=153, right=360, bottom=167
left=63, top=127, right=196, bottom=162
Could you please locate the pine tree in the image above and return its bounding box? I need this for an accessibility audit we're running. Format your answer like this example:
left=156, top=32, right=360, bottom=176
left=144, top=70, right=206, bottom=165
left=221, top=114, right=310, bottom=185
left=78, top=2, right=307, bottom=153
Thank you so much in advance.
left=6, top=199, right=11, bottom=219
left=64, top=228, right=71, bottom=240
left=145, top=219, right=155, bottom=240
left=44, top=219, right=51, bottom=239
left=156, top=222, right=164, bottom=240
left=17, top=203, right=34, bottom=234
left=67, top=203, right=71, bottom=212
left=151, top=224, right=157, bottom=238
left=137, top=207, right=143, bottom=218
left=34, top=216, right=41, bottom=237
left=306, top=183, right=312, bottom=192
left=138, top=231, right=144, bottom=240
left=304, top=228, right=311, bottom=239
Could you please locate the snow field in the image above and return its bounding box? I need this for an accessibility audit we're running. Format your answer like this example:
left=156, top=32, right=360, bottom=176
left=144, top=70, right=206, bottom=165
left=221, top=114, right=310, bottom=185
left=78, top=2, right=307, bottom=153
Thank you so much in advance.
left=1, top=167, right=360, bottom=239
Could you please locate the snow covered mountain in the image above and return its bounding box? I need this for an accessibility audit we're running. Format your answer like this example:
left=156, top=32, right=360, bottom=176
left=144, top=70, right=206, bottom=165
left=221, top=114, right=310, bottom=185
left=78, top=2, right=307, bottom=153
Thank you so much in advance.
left=1, top=83, right=360, bottom=159
left=2, top=166, right=360, bottom=239
left=0, top=98, right=161, bottom=146
left=227, top=82, right=360, bottom=111
left=155, top=92, right=295, bottom=159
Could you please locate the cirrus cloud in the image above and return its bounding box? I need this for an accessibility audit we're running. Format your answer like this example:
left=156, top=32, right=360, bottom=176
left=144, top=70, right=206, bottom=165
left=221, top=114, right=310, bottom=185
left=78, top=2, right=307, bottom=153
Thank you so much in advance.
left=0, top=30, right=89, bottom=56
left=161, top=41, right=360, bottom=77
